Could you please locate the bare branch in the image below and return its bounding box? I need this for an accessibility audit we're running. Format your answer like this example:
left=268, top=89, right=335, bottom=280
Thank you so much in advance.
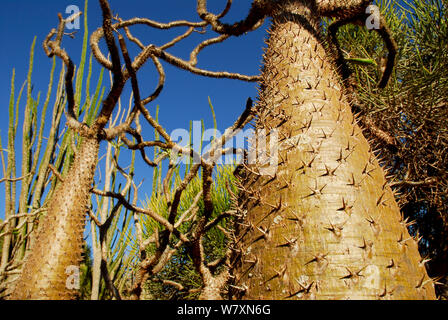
left=90, top=188, right=189, bottom=244
left=390, top=178, right=438, bottom=188
left=91, top=0, right=126, bottom=134
left=43, top=14, right=93, bottom=138
left=48, top=164, right=64, bottom=182
left=90, top=19, right=260, bottom=82
left=189, top=34, right=230, bottom=66
left=0, top=174, right=32, bottom=184
left=196, top=0, right=266, bottom=36
left=204, top=210, right=237, bottom=232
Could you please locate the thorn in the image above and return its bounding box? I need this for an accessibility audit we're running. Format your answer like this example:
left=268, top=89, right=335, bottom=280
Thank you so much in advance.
left=305, top=253, right=328, bottom=266
left=243, top=257, right=258, bottom=266
left=347, top=173, right=358, bottom=187
left=304, top=155, right=317, bottom=168
left=336, top=148, right=344, bottom=162
left=287, top=210, right=305, bottom=225
left=251, top=225, right=271, bottom=244
left=284, top=280, right=314, bottom=299
left=276, top=117, right=289, bottom=128
left=300, top=117, right=313, bottom=132
left=397, top=232, right=412, bottom=247
left=312, top=103, right=325, bottom=114
left=362, top=163, right=375, bottom=177
left=319, top=128, right=329, bottom=139
left=419, top=255, right=431, bottom=267
left=325, top=220, right=343, bottom=237
left=414, top=230, right=423, bottom=243
left=340, top=266, right=366, bottom=280
left=277, top=175, right=293, bottom=191
left=358, top=237, right=372, bottom=251
left=336, top=112, right=343, bottom=123
left=296, top=162, right=305, bottom=172
left=415, top=274, right=426, bottom=289
left=320, top=164, right=339, bottom=177
left=263, top=265, right=287, bottom=284
left=276, top=236, right=297, bottom=248
left=305, top=79, right=313, bottom=90
left=386, top=259, right=395, bottom=269
left=229, top=284, right=247, bottom=293
left=337, top=197, right=354, bottom=216
left=429, top=275, right=445, bottom=286
left=304, top=180, right=327, bottom=198
left=345, top=139, right=353, bottom=151
left=378, top=285, right=387, bottom=298
left=366, top=216, right=378, bottom=228
left=376, top=191, right=387, bottom=206
left=343, top=149, right=354, bottom=161
left=378, top=282, right=394, bottom=298
left=340, top=267, right=355, bottom=280
left=305, top=141, right=321, bottom=154
left=262, top=172, right=277, bottom=187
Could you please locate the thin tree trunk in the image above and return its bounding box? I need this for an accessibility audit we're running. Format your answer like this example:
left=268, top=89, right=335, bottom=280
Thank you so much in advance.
left=10, top=137, right=100, bottom=299
left=90, top=142, right=113, bottom=300
left=90, top=221, right=102, bottom=300
left=1, top=71, right=17, bottom=273
left=231, top=1, right=436, bottom=300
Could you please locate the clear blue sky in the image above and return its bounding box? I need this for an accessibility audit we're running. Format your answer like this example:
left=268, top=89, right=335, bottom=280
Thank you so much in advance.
left=0, top=1, right=269, bottom=212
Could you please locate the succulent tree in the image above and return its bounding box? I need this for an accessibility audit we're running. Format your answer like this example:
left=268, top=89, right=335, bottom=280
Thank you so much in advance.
left=9, top=1, right=129, bottom=299
left=8, top=0, right=439, bottom=300
left=227, top=0, right=436, bottom=299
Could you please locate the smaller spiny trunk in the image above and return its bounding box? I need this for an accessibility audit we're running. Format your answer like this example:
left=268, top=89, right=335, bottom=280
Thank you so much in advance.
left=10, top=137, right=100, bottom=299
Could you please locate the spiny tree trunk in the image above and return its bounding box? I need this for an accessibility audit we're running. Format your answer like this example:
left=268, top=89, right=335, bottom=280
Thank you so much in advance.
left=10, top=138, right=99, bottom=299
left=231, top=1, right=436, bottom=300
left=8, top=0, right=126, bottom=299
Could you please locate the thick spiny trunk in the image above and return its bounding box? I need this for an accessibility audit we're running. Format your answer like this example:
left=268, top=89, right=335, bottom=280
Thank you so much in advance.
left=231, top=2, right=435, bottom=300
left=10, top=138, right=99, bottom=299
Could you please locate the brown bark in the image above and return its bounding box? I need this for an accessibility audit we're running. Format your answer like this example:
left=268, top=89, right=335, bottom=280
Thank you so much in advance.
left=10, top=138, right=99, bottom=299
left=231, top=1, right=436, bottom=300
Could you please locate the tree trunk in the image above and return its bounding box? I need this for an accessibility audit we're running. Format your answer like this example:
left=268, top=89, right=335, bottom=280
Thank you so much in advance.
left=10, top=137, right=99, bottom=299
left=231, top=1, right=436, bottom=300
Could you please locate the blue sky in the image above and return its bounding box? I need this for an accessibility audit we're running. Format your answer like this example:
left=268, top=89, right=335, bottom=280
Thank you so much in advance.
left=0, top=1, right=271, bottom=213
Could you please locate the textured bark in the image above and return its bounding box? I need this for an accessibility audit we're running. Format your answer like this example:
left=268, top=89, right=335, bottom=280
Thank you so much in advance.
left=10, top=138, right=100, bottom=299
left=231, top=2, right=436, bottom=300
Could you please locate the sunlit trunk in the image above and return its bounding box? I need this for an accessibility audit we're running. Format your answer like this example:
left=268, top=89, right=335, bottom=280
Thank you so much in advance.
left=10, top=138, right=99, bottom=299
left=231, top=1, right=435, bottom=300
